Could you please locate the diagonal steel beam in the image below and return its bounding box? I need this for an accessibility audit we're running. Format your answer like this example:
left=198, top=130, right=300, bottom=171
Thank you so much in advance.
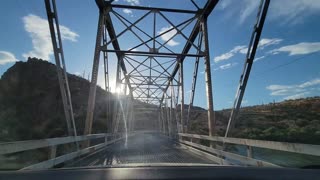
left=44, top=0, right=78, bottom=138
left=160, top=0, right=219, bottom=104
left=225, top=0, right=270, bottom=137
left=97, top=0, right=133, bottom=98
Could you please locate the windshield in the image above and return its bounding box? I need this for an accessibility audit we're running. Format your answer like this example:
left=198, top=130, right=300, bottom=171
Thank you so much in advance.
left=0, top=0, right=320, bottom=171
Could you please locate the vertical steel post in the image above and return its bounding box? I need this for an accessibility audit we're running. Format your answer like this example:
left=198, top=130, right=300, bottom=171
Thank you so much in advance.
left=172, top=83, right=179, bottom=134
left=186, top=31, right=202, bottom=131
left=160, top=105, right=164, bottom=133
left=170, top=83, right=174, bottom=136
left=49, top=145, right=57, bottom=159
left=166, top=95, right=171, bottom=136
left=164, top=104, right=167, bottom=134
left=112, top=59, right=121, bottom=133
left=164, top=97, right=168, bottom=135
left=186, top=58, right=199, bottom=131
left=84, top=10, right=104, bottom=137
left=102, top=24, right=111, bottom=133
left=158, top=107, right=162, bottom=132
left=179, top=59, right=185, bottom=133
left=201, top=18, right=215, bottom=137
left=247, top=146, right=253, bottom=158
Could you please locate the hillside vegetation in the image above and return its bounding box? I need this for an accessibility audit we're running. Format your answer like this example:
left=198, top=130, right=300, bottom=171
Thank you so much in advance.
left=188, top=97, right=320, bottom=144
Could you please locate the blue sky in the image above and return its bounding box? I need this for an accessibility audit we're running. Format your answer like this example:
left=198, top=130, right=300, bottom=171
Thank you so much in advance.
left=0, top=0, right=320, bottom=110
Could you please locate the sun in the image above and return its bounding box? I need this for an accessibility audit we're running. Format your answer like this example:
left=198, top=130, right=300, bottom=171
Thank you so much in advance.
left=115, top=87, right=123, bottom=94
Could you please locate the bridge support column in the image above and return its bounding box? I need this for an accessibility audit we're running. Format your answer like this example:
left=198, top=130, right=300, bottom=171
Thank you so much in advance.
left=186, top=29, right=202, bottom=133
left=179, top=59, right=185, bottom=133
left=84, top=10, right=104, bottom=139
left=162, top=105, right=166, bottom=134
left=170, top=87, right=174, bottom=137
left=247, top=146, right=253, bottom=158
left=48, top=145, right=57, bottom=159
left=159, top=105, right=163, bottom=133
left=171, top=83, right=178, bottom=135
left=201, top=18, right=215, bottom=138
left=166, top=96, right=171, bottom=136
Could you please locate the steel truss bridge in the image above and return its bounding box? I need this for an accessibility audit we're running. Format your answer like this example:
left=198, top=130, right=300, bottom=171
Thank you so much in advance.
left=0, top=0, right=319, bottom=170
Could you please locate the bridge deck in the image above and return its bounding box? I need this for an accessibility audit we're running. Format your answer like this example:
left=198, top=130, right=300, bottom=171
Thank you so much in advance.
left=65, top=133, right=216, bottom=167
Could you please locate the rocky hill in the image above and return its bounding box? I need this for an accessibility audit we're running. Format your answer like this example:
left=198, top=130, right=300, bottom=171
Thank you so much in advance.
left=0, top=57, right=117, bottom=141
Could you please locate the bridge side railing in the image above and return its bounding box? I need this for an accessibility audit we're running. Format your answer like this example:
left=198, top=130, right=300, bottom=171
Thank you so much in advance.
left=0, top=133, right=125, bottom=170
left=177, top=133, right=320, bottom=167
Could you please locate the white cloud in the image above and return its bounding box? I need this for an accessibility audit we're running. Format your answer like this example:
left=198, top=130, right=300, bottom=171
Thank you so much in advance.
left=267, top=84, right=304, bottom=96
left=127, top=47, right=139, bottom=51
left=214, top=62, right=238, bottom=71
left=217, top=0, right=260, bottom=24
left=158, top=26, right=179, bottom=47
left=214, top=45, right=247, bottom=63
left=214, top=52, right=234, bottom=63
left=239, top=47, right=248, bottom=54
left=270, top=42, right=320, bottom=56
left=219, top=63, right=233, bottom=70
left=219, top=0, right=232, bottom=10
left=74, top=72, right=81, bottom=76
left=222, top=0, right=320, bottom=24
left=214, top=38, right=282, bottom=63
left=59, top=26, right=78, bottom=42
left=269, top=0, right=320, bottom=24
left=266, top=78, right=320, bottom=100
left=284, top=92, right=310, bottom=100
left=258, top=38, right=283, bottom=49
left=242, top=99, right=248, bottom=104
left=0, top=51, right=19, bottom=65
left=299, top=79, right=320, bottom=88
left=125, top=0, right=140, bottom=5
left=22, top=14, right=79, bottom=60
left=239, top=0, right=260, bottom=24
left=254, top=56, right=265, bottom=62
left=232, top=45, right=248, bottom=54
left=123, top=9, right=132, bottom=14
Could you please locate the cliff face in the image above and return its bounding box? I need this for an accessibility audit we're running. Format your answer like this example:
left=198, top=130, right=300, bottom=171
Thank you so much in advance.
left=0, top=58, right=114, bottom=141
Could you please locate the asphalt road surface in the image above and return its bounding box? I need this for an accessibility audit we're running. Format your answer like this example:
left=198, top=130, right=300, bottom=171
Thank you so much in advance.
left=65, top=132, right=216, bottom=168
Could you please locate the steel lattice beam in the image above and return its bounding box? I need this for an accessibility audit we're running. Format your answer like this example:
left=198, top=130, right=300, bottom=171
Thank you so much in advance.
left=159, top=0, right=219, bottom=104
left=95, top=0, right=219, bottom=106
left=82, top=0, right=220, bottom=135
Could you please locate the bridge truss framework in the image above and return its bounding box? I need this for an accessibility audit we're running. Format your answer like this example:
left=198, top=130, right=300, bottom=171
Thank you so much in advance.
left=45, top=0, right=269, bottom=141
left=5, top=0, right=319, bottom=172
left=80, top=0, right=220, bottom=137
left=4, top=0, right=319, bottom=172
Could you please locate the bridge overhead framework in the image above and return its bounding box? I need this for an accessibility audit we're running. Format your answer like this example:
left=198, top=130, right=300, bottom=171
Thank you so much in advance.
left=45, top=0, right=271, bottom=143
left=81, top=0, right=219, bottom=137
